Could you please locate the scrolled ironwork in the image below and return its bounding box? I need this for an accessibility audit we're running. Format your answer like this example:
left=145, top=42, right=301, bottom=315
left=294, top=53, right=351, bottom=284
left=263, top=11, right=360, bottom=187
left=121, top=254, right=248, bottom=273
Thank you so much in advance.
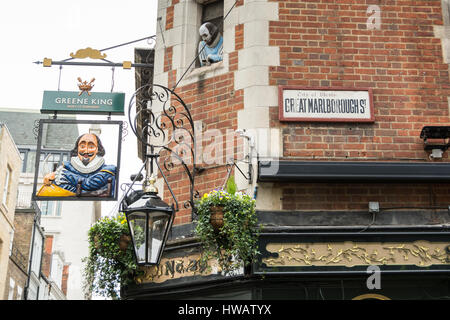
left=33, top=119, right=40, bottom=140
left=146, top=37, right=156, bottom=47
left=163, top=159, right=175, bottom=171
left=128, top=84, right=197, bottom=214
left=129, top=84, right=195, bottom=149
left=120, top=182, right=143, bottom=193
left=121, top=120, right=129, bottom=141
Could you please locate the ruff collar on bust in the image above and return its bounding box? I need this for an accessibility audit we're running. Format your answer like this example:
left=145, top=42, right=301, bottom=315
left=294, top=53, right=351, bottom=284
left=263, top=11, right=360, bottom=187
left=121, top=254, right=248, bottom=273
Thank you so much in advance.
left=70, top=156, right=105, bottom=174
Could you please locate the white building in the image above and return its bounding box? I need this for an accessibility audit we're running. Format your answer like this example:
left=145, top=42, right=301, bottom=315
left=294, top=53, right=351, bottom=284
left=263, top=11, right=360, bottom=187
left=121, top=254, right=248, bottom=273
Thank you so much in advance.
left=1, top=108, right=101, bottom=299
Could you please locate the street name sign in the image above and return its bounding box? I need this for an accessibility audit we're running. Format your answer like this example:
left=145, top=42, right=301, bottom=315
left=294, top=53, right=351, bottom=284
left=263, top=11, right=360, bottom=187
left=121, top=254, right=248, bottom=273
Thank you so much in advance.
left=279, top=86, right=374, bottom=123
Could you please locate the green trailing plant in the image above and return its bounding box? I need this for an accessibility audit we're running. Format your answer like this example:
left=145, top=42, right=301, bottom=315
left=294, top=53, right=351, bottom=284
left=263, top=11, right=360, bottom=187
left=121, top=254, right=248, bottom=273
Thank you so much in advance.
left=82, top=213, right=140, bottom=300
left=194, top=176, right=260, bottom=275
left=226, top=174, right=237, bottom=195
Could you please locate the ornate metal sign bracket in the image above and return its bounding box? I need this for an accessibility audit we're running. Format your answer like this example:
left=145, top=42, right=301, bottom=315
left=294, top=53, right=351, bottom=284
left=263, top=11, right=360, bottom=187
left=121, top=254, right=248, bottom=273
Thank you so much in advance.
left=127, top=83, right=198, bottom=215
left=34, top=36, right=156, bottom=70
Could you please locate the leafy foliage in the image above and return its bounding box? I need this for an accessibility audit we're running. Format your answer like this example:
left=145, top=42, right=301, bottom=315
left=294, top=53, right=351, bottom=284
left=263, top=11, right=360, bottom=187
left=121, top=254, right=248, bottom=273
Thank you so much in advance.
left=195, top=177, right=259, bottom=275
left=225, top=175, right=237, bottom=195
left=82, top=213, right=139, bottom=299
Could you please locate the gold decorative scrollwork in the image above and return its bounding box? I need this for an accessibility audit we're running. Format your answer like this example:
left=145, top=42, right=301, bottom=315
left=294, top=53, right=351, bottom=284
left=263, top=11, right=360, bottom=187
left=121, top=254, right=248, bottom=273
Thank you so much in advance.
left=263, top=241, right=450, bottom=268
left=352, top=294, right=391, bottom=300
left=70, top=47, right=107, bottom=60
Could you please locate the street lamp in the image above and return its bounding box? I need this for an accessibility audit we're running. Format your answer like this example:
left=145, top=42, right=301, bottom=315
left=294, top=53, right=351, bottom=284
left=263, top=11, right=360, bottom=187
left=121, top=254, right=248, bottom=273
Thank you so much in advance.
left=121, top=84, right=197, bottom=266
left=122, top=174, right=174, bottom=265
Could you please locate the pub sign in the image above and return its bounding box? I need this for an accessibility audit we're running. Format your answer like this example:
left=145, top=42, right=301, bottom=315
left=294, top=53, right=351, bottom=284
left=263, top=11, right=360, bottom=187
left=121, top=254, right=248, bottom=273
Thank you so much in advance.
left=41, top=90, right=125, bottom=115
left=32, top=119, right=122, bottom=201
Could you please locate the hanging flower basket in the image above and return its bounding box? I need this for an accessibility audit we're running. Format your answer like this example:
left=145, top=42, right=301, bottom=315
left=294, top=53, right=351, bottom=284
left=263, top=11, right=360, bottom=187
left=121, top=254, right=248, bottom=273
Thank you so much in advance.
left=209, top=205, right=225, bottom=231
left=119, top=234, right=132, bottom=252
left=195, top=185, right=260, bottom=275
left=93, top=235, right=101, bottom=250
left=83, top=213, right=140, bottom=300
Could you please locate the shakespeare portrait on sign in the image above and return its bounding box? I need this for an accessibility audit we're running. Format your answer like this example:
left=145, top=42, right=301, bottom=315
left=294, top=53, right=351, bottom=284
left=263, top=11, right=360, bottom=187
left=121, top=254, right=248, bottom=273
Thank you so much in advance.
left=36, top=133, right=116, bottom=198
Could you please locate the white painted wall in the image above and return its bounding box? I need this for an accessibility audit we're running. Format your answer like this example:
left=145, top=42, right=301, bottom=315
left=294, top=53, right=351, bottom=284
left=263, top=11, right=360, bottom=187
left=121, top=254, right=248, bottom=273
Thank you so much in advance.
left=40, top=200, right=96, bottom=300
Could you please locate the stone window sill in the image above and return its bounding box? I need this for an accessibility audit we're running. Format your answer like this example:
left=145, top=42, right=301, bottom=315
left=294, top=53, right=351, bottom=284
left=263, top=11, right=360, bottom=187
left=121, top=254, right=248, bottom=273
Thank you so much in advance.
left=187, top=61, right=224, bottom=79
left=41, top=215, right=62, bottom=219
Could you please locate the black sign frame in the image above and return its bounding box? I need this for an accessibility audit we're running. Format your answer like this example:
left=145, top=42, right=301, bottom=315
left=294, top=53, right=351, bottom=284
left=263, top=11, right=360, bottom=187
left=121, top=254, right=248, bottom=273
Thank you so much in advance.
left=32, top=119, right=123, bottom=202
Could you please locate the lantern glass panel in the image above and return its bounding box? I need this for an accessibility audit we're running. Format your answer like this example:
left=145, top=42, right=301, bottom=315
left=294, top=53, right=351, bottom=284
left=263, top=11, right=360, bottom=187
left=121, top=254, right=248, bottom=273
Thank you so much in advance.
left=127, top=211, right=147, bottom=264
left=147, top=214, right=170, bottom=264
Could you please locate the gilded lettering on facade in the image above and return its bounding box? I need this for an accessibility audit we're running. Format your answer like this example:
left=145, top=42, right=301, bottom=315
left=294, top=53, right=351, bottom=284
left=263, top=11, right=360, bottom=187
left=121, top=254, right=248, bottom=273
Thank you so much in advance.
left=263, top=241, right=450, bottom=268
left=135, top=254, right=217, bottom=284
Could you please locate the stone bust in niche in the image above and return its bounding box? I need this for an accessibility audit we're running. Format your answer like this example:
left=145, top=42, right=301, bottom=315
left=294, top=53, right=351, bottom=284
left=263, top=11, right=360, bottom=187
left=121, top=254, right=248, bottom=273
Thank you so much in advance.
left=198, top=22, right=223, bottom=67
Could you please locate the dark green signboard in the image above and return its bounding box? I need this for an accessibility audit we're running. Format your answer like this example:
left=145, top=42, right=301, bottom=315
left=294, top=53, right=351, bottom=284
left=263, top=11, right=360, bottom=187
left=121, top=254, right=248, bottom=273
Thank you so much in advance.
left=41, top=91, right=125, bottom=115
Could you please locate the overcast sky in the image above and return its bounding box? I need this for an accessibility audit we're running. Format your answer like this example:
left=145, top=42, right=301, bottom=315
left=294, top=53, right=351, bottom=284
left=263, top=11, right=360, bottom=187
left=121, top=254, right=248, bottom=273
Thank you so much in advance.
left=0, top=0, right=159, bottom=216
left=0, top=1, right=158, bottom=106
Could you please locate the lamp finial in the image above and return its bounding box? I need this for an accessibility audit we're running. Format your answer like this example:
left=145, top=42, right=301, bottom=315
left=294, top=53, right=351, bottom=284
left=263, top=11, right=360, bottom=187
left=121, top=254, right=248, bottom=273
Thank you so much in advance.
left=144, top=174, right=158, bottom=194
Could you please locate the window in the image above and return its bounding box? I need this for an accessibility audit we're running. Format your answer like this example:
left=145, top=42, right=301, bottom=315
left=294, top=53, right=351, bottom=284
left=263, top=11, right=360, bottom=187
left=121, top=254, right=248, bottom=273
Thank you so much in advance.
left=51, top=253, right=64, bottom=289
left=202, top=1, right=224, bottom=33
left=30, top=225, right=43, bottom=276
left=40, top=152, right=61, bottom=174
left=19, top=151, right=26, bottom=172
left=8, top=229, right=14, bottom=256
left=8, top=278, right=15, bottom=300
left=196, top=0, right=224, bottom=68
left=18, top=149, right=36, bottom=174
left=18, top=148, right=70, bottom=174
left=38, top=277, right=50, bottom=300
left=2, top=166, right=11, bottom=206
left=40, top=201, right=61, bottom=217
left=16, top=286, right=23, bottom=300
left=27, top=278, right=38, bottom=300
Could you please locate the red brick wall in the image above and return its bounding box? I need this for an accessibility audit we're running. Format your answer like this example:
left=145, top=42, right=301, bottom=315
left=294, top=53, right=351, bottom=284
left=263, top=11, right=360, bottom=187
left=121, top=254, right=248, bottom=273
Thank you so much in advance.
left=270, top=1, right=449, bottom=156
left=157, top=3, right=251, bottom=225
left=164, top=46, right=173, bottom=73
left=162, top=74, right=244, bottom=225
left=281, top=182, right=450, bottom=211
left=269, top=0, right=450, bottom=211
left=41, top=235, right=53, bottom=278
left=166, top=6, right=174, bottom=30
left=61, top=265, right=69, bottom=296
left=161, top=1, right=450, bottom=220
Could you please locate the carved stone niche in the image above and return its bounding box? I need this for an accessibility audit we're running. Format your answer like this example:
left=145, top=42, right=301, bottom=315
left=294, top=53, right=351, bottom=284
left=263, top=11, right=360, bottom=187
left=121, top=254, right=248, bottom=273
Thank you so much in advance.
left=195, top=0, right=220, bottom=4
